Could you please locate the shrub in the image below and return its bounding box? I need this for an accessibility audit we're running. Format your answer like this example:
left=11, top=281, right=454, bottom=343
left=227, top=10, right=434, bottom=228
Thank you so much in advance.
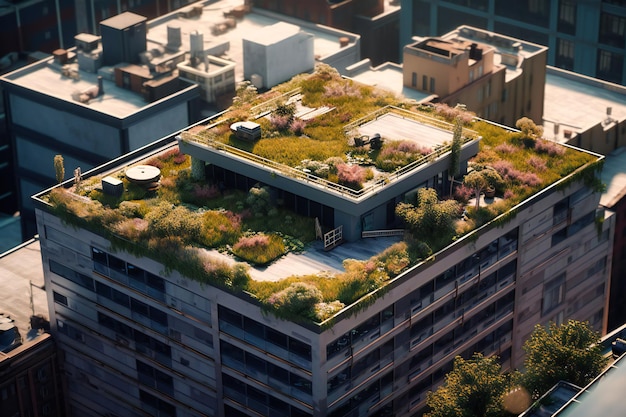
left=270, top=114, right=292, bottom=131
left=192, top=184, right=220, bottom=201
left=528, top=156, right=547, bottom=171
left=375, top=140, right=431, bottom=171
left=377, top=242, right=410, bottom=276
left=453, top=184, right=474, bottom=205
left=112, top=218, right=148, bottom=240
left=433, top=102, right=475, bottom=124
left=290, top=118, right=307, bottom=135
left=201, top=210, right=242, bottom=247
left=232, top=233, right=286, bottom=265
left=315, top=300, right=345, bottom=321
left=117, top=201, right=141, bottom=217
left=337, top=163, right=366, bottom=190
left=534, top=139, right=566, bottom=156
left=246, top=184, right=271, bottom=214
left=494, top=143, right=518, bottom=154
left=268, top=282, right=323, bottom=320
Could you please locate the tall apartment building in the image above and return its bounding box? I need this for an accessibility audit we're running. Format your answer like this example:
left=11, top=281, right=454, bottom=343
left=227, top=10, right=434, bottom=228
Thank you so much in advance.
left=401, top=0, right=626, bottom=85
left=403, top=26, right=547, bottom=127
left=34, top=73, right=613, bottom=416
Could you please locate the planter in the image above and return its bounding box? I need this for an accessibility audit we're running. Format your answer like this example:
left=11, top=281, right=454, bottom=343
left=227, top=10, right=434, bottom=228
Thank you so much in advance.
left=485, top=187, right=496, bottom=198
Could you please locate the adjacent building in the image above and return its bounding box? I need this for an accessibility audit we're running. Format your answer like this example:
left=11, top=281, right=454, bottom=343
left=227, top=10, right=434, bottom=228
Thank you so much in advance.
left=400, top=0, right=626, bottom=86
left=250, top=0, right=401, bottom=65
left=33, top=72, right=613, bottom=416
left=0, top=238, right=66, bottom=417
left=403, top=26, right=547, bottom=128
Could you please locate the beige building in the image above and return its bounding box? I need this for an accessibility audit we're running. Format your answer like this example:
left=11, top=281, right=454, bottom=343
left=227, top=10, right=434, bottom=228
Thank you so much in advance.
left=403, top=26, right=547, bottom=128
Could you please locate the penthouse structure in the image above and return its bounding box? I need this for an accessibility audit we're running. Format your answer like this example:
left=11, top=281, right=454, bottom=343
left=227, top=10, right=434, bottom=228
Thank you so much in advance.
left=34, top=70, right=613, bottom=416
left=400, top=0, right=626, bottom=86
left=403, top=26, right=547, bottom=128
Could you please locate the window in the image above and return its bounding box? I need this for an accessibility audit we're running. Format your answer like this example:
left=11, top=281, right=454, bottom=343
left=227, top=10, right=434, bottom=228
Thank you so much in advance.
left=600, top=13, right=626, bottom=48
left=542, top=273, right=565, bottom=316
left=430, top=77, right=436, bottom=93
left=556, top=38, right=575, bottom=70
left=53, top=291, right=68, bottom=306
left=597, top=49, right=624, bottom=84
left=411, top=72, right=417, bottom=87
left=558, top=0, right=576, bottom=34
left=422, top=75, right=428, bottom=91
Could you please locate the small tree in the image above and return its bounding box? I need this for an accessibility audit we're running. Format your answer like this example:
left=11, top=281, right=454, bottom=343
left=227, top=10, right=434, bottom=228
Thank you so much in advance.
left=396, top=188, right=460, bottom=249
left=522, top=320, right=607, bottom=400
left=426, top=353, right=511, bottom=417
left=53, top=155, right=65, bottom=184
left=516, top=117, right=543, bottom=148
left=463, top=168, right=503, bottom=209
left=449, top=117, right=463, bottom=196
left=464, top=170, right=488, bottom=209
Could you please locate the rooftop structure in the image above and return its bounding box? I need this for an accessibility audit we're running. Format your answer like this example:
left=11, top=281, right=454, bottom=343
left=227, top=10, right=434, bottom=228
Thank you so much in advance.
left=543, top=67, right=626, bottom=155
left=400, top=0, right=626, bottom=86
left=403, top=26, right=548, bottom=127
left=145, top=0, right=361, bottom=83
left=34, top=70, right=613, bottom=416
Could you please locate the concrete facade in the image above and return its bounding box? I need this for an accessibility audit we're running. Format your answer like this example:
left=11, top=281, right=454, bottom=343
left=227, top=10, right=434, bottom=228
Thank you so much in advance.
left=33, top=95, right=613, bottom=416
left=401, top=0, right=626, bottom=86
left=403, top=26, right=547, bottom=127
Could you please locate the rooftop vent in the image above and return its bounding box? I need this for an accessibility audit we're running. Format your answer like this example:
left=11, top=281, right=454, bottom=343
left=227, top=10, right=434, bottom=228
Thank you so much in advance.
left=53, top=49, right=69, bottom=65
left=167, top=23, right=182, bottom=50
left=102, top=176, right=123, bottom=196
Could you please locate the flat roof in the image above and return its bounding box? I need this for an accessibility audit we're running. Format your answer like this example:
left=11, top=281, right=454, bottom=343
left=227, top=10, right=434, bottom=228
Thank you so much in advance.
left=554, top=353, right=626, bottom=417
left=600, top=147, right=626, bottom=208
left=101, top=11, right=146, bottom=30
left=346, top=61, right=436, bottom=104
left=2, top=0, right=356, bottom=117
left=4, top=63, right=150, bottom=118
left=147, top=0, right=357, bottom=82
left=0, top=239, right=47, bottom=341
left=543, top=67, right=626, bottom=143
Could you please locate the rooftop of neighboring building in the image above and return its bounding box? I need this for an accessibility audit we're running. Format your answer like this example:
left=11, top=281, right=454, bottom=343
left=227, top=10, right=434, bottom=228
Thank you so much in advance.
left=599, top=146, right=626, bottom=208
left=543, top=67, right=626, bottom=144
left=444, top=26, right=545, bottom=82
left=0, top=238, right=47, bottom=346
left=1, top=0, right=358, bottom=118
left=146, top=0, right=360, bottom=82
left=345, top=59, right=436, bottom=104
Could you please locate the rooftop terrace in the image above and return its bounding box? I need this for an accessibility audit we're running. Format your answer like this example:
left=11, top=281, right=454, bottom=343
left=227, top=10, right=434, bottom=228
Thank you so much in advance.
left=35, top=68, right=602, bottom=324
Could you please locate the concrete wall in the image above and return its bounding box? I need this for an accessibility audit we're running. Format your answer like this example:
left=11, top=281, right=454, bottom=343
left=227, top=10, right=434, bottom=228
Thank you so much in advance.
left=9, top=95, right=121, bottom=156
left=128, top=102, right=189, bottom=150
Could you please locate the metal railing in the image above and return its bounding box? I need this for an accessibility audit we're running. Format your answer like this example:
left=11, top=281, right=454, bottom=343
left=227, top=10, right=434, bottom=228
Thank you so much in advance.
left=361, top=229, right=405, bottom=238
left=324, top=225, right=343, bottom=250
left=179, top=106, right=480, bottom=200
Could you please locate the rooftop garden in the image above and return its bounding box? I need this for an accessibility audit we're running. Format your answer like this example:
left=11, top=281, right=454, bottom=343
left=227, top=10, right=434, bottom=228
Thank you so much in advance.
left=42, top=65, right=602, bottom=325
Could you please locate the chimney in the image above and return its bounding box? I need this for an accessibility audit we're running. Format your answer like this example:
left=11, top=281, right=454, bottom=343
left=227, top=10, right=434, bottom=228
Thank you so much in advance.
left=167, top=23, right=182, bottom=50
left=97, top=75, right=104, bottom=96
left=53, top=49, right=68, bottom=65
left=339, top=37, right=349, bottom=47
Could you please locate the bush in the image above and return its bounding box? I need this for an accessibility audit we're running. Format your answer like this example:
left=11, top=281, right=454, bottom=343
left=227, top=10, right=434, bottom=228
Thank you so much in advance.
left=375, top=140, right=431, bottom=171
left=336, top=163, right=366, bottom=190
left=268, top=282, right=323, bottom=320
left=232, top=233, right=286, bottom=265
